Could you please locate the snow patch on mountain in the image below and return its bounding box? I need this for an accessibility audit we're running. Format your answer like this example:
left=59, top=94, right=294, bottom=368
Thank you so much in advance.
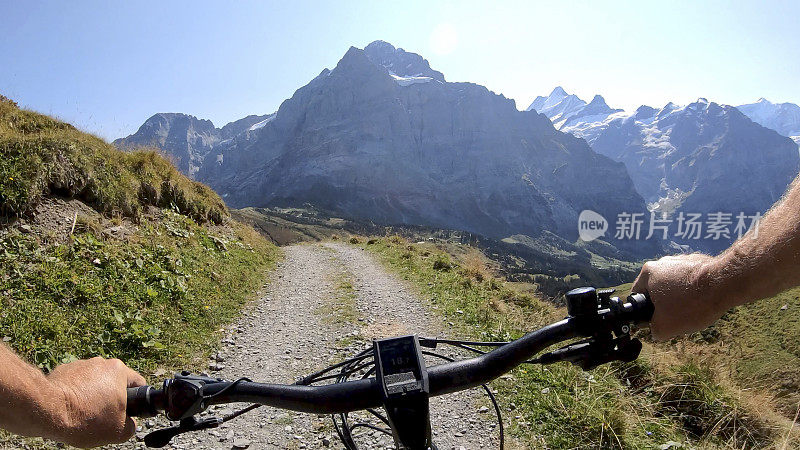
left=248, top=115, right=275, bottom=131
left=388, top=71, right=436, bottom=86
left=528, top=88, right=629, bottom=132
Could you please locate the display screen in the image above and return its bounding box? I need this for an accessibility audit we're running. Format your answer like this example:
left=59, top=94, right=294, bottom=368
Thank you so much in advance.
left=377, top=336, right=420, bottom=377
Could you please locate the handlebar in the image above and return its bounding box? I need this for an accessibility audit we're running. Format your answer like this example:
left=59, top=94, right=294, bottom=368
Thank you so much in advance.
left=128, top=291, right=653, bottom=419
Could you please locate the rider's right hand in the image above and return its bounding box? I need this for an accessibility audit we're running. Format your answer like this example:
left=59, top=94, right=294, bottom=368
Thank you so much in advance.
left=47, top=357, right=146, bottom=448
left=632, top=253, right=734, bottom=341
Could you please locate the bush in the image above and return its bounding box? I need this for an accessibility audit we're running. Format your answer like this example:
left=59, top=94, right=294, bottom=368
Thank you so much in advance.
left=432, top=254, right=452, bottom=271
left=388, top=234, right=405, bottom=244
left=349, top=236, right=360, bottom=244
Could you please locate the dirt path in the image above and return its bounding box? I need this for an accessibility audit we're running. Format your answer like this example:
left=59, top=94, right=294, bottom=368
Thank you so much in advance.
left=119, top=243, right=500, bottom=450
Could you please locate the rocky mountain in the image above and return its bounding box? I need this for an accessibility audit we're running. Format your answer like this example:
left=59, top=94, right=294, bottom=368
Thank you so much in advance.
left=114, top=112, right=270, bottom=178
left=531, top=88, right=800, bottom=251
left=737, top=98, right=800, bottom=143
left=174, top=41, right=652, bottom=254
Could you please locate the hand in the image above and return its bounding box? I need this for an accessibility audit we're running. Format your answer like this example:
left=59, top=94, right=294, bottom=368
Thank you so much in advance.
left=47, top=357, right=146, bottom=448
left=632, top=253, right=731, bottom=341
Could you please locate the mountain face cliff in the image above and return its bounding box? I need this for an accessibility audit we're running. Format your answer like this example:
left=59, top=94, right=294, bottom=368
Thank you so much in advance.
left=184, top=41, right=650, bottom=252
left=530, top=88, right=800, bottom=251
left=114, top=113, right=270, bottom=178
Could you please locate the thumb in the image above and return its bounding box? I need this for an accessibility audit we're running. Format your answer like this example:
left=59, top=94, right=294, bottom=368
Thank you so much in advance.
left=631, top=263, right=651, bottom=296
left=126, top=368, right=146, bottom=388
left=117, top=417, right=137, bottom=443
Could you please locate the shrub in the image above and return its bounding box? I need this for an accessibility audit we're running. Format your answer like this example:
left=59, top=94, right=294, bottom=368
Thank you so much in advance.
left=432, top=254, right=452, bottom=271
left=388, top=234, right=405, bottom=244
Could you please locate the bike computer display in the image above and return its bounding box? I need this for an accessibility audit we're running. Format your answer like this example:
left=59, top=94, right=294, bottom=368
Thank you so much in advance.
left=374, top=335, right=428, bottom=397
left=373, top=335, right=431, bottom=449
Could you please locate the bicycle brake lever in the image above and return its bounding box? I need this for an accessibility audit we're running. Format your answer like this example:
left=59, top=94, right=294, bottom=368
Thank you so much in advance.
left=535, top=340, right=593, bottom=365
left=144, top=416, right=222, bottom=448
left=535, top=336, right=643, bottom=371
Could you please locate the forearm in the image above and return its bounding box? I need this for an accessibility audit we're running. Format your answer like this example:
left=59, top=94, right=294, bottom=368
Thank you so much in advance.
left=706, top=174, right=800, bottom=308
left=0, top=343, right=68, bottom=442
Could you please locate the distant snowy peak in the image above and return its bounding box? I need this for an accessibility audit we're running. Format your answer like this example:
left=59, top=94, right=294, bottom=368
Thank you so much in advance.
left=527, top=87, right=593, bottom=127
left=526, top=96, right=547, bottom=112
left=557, top=97, right=746, bottom=160
left=526, top=86, right=570, bottom=112
left=560, top=95, right=624, bottom=128
left=737, top=98, right=800, bottom=138
left=554, top=92, right=800, bottom=254
left=528, top=87, right=627, bottom=129
left=363, top=40, right=445, bottom=82
left=549, top=95, right=587, bottom=125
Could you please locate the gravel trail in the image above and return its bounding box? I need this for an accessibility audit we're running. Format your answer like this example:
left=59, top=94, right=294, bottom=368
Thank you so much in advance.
left=118, top=243, right=500, bottom=450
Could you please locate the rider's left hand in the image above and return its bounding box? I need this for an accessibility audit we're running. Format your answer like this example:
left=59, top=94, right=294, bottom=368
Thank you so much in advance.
left=47, top=357, right=146, bottom=448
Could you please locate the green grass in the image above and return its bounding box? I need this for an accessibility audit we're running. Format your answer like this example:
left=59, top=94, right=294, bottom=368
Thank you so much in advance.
left=0, top=210, right=280, bottom=373
left=362, top=237, right=794, bottom=449
left=715, top=290, right=800, bottom=418
left=0, top=96, right=226, bottom=223
left=317, top=270, right=360, bottom=326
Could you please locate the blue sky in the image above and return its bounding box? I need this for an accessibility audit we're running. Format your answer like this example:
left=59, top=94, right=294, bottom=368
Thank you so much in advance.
left=2, top=0, right=798, bottom=140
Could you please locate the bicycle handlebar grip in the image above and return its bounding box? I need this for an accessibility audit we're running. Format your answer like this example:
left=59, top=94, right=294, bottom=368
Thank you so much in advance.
left=127, top=386, right=159, bottom=418
left=627, top=292, right=654, bottom=323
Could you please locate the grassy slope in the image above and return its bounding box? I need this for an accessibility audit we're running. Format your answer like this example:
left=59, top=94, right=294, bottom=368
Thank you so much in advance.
left=0, top=212, right=279, bottom=372
left=0, top=95, right=225, bottom=223
left=363, top=237, right=798, bottom=449
left=615, top=282, right=800, bottom=420
left=0, top=97, right=282, bottom=445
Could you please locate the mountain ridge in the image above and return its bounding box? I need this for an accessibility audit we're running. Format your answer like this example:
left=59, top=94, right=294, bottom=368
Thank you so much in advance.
left=114, top=112, right=271, bottom=177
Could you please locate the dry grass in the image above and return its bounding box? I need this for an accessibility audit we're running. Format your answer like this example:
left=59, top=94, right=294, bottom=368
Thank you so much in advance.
left=460, top=248, right=493, bottom=282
